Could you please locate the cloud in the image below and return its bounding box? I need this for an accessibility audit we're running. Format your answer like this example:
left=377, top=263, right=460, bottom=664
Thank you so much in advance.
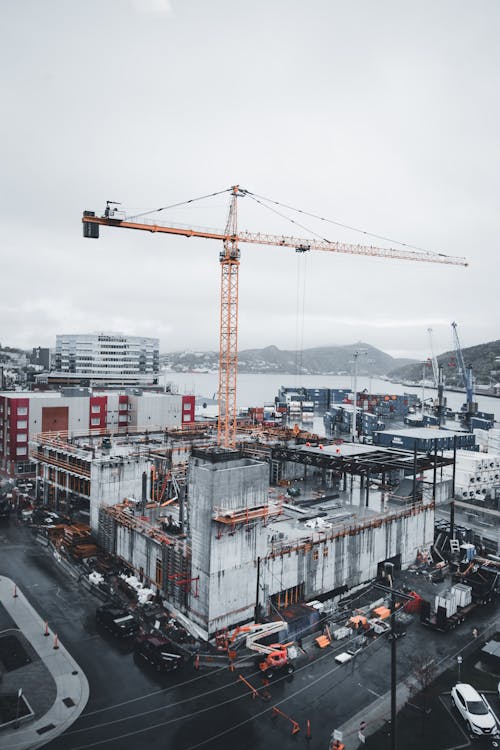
left=129, top=0, right=173, bottom=16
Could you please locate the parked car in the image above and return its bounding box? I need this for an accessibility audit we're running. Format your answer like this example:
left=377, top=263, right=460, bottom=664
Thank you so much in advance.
left=134, top=636, right=184, bottom=672
left=96, top=605, right=139, bottom=638
left=451, top=683, right=498, bottom=736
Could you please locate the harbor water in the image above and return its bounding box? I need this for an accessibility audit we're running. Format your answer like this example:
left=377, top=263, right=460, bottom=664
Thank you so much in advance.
left=160, top=372, right=500, bottom=425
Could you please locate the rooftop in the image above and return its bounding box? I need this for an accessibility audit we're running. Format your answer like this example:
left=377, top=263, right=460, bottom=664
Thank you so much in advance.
left=374, top=427, right=467, bottom=439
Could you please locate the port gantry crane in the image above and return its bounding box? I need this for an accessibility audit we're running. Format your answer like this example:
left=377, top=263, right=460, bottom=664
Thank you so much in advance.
left=82, top=186, right=468, bottom=448
left=451, top=321, right=476, bottom=427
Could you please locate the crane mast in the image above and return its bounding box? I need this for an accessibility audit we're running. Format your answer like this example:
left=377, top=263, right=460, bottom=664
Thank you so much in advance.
left=82, top=188, right=468, bottom=448
left=218, top=186, right=242, bottom=447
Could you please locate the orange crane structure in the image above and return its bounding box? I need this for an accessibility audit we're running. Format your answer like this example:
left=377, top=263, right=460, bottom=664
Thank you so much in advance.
left=82, top=186, right=468, bottom=448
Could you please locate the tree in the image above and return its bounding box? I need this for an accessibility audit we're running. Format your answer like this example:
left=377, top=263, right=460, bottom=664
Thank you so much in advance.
left=404, top=655, right=437, bottom=740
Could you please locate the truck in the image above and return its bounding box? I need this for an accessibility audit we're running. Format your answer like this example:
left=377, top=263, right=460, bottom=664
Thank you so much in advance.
left=420, top=584, right=478, bottom=632
left=456, top=559, right=499, bottom=605
left=96, top=605, right=140, bottom=638
left=134, top=635, right=184, bottom=673
left=420, top=598, right=465, bottom=632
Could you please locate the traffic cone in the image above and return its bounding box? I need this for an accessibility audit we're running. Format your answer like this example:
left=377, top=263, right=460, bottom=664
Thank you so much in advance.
left=306, top=719, right=311, bottom=740
left=13, top=585, right=18, bottom=598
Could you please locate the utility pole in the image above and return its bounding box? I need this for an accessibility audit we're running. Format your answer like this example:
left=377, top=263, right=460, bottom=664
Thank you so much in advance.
left=254, top=556, right=261, bottom=623
left=437, top=364, right=445, bottom=427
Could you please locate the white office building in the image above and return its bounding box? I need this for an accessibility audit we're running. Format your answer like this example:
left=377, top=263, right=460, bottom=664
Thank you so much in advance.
left=50, top=333, right=160, bottom=387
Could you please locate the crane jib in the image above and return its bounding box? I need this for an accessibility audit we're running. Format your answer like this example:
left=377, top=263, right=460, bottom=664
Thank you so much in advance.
left=82, top=214, right=467, bottom=267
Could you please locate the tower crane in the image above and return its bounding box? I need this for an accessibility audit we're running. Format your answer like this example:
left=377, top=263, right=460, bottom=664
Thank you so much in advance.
left=82, top=186, right=468, bottom=448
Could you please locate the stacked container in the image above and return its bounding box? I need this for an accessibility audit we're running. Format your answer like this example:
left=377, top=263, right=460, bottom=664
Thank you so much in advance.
left=443, top=449, right=500, bottom=501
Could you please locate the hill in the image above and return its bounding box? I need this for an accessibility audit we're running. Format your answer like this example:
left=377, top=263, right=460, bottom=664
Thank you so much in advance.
left=387, top=339, right=500, bottom=386
left=161, top=344, right=416, bottom=375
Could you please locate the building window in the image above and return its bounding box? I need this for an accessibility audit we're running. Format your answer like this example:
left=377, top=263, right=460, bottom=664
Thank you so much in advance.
left=17, top=420, right=28, bottom=429
left=91, top=405, right=101, bottom=414
left=91, top=418, right=100, bottom=426
left=16, top=446, right=27, bottom=456
left=17, top=407, right=28, bottom=416
left=17, top=433, right=28, bottom=443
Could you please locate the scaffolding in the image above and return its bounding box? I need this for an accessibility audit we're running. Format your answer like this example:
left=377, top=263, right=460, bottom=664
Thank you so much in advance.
left=212, top=502, right=283, bottom=526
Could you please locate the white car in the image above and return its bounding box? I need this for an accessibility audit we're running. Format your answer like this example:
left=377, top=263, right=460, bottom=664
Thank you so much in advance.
left=451, top=683, right=498, bottom=736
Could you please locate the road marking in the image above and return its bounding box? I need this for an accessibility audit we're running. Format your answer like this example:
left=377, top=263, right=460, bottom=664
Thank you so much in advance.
left=358, top=682, right=381, bottom=698
left=438, top=693, right=472, bottom=750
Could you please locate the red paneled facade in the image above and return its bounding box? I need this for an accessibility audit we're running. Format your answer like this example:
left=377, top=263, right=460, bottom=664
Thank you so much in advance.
left=118, top=395, right=129, bottom=427
left=181, top=395, right=195, bottom=424
left=89, top=396, right=108, bottom=430
left=0, top=396, right=30, bottom=476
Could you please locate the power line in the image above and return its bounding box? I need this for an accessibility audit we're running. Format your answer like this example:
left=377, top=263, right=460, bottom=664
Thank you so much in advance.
left=63, top=594, right=379, bottom=745
left=68, top=630, right=384, bottom=750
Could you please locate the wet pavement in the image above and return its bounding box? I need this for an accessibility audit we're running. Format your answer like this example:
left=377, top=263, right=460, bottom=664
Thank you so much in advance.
left=0, top=518, right=498, bottom=750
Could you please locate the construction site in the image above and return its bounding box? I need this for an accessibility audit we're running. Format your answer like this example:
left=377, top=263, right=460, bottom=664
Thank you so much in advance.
left=27, top=418, right=454, bottom=641
left=2, top=187, right=497, bottom=750
left=23, top=187, right=476, bottom=642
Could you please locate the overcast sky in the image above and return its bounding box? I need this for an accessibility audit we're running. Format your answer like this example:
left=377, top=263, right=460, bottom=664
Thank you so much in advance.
left=1, top=0, right=499, bottom=361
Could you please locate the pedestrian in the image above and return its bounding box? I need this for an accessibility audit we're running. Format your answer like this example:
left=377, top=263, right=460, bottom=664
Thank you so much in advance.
left=472, top=627, right=478, bottom=639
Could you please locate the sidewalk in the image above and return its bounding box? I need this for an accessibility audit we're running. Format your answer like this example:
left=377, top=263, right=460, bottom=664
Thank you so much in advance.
left=0, top=576, right=89, bottom=750
left=338, top=616, right=500, bottom=749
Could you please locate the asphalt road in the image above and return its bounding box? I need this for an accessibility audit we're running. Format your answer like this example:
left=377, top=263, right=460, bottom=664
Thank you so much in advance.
left=0, top=519, right=497, bottom=750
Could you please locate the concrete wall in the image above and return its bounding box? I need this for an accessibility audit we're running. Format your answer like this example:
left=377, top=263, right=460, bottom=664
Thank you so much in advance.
left=114, top=523, right=160, bottom=583
left=128, top=394, right=182, bottom=430
left=28, top=396, right=89, bottom=435
left=187, top=453, right=269, bottom=636
left=89, top=456, right=150, bottom=533
left=262, top=504, right=434, bottom=608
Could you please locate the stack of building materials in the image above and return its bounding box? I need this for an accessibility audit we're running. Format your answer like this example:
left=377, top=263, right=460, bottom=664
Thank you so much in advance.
left=62, top=523, right=92, bottom=547
left=488, top=429, right=500, bottom=453
left=443, top=450, right=500, bottom=501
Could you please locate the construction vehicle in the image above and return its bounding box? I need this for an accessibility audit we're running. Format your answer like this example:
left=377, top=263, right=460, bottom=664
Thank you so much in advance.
left=251, top=641, right=297, bottom=679
left=95, top=605, right=140, bottom=638
left=419, top=580, right=493, bottom=633
left=82, top=188, right=467, bottom=448
left=218, top=620, right=296, bottom=678
left=455, top=557, right=499, bottom=605
left=134, top=635, right=184, bottom=673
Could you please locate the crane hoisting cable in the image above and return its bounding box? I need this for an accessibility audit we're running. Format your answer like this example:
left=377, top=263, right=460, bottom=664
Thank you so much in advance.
left=82, top=186, right=468, bottom=448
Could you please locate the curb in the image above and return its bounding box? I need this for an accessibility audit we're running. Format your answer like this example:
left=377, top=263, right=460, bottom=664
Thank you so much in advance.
left=0, top=577, right=90, bottom=750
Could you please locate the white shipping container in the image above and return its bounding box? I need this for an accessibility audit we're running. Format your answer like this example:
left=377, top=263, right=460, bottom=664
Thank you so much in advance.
left=451, top=583, right=472, bottom=608
left=435, top=593, right=457, bottom=618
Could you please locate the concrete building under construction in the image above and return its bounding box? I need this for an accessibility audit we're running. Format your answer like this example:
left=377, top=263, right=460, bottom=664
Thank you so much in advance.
left=97, top=442, right=454, bottom=640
